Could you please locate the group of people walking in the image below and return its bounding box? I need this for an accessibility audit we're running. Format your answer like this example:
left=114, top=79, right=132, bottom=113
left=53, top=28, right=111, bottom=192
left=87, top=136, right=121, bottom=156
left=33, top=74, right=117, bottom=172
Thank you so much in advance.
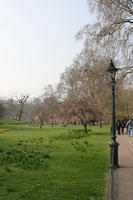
left=116, top=119, right=133, bottom=136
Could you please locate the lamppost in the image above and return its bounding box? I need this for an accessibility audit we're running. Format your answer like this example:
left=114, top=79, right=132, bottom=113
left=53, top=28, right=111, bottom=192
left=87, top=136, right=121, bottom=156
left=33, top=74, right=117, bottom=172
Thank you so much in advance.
left=106, top=60, right=119, bottom=168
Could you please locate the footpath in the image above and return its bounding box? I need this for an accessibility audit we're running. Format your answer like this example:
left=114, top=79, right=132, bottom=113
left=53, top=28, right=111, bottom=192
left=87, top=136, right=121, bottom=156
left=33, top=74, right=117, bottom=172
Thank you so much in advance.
left=113, top=134, right=133, bottom=200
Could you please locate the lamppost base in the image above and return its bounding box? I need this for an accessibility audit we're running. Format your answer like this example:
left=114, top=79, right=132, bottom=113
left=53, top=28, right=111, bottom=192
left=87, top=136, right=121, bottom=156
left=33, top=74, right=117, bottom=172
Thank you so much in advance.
left=110, top=141, right=119, bottom=168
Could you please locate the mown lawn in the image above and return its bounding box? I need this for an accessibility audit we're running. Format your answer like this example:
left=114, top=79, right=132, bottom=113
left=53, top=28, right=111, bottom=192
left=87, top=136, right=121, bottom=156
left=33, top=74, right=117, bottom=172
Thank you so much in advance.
left=0, top=119, right=110, bottom=200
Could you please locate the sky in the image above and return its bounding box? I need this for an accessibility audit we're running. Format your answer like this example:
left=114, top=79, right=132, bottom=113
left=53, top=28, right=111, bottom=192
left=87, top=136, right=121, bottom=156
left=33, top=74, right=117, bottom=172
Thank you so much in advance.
left=0, top=0, right=96, bottom=98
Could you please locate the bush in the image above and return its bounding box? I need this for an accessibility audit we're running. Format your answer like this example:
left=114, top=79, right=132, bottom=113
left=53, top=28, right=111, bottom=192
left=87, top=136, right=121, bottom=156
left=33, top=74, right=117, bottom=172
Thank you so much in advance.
left=71, top=140, right=93, bottom=152
left=49, top=129, right=92, bottom=142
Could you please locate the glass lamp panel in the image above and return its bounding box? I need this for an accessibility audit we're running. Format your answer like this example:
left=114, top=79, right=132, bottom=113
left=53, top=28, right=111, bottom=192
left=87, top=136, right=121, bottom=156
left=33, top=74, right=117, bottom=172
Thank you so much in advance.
left=111, top=70, right=116, bottom=82
left=106, top=70, right=112, bottom=82
left=106, top=69, right=115, bottom=83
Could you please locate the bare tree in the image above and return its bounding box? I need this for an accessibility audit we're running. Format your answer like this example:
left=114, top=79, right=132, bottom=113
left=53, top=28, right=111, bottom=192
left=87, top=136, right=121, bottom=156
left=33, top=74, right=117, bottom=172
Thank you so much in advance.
left=16, top=95, right=29, bottom=121
left=116, top=85, right=133, bottom=120
left=3, top=98, right=18, bottom=119
left=43, top=85, right=59, bottom=127
left=0, top=102, right=5, bottom=118
left=77, top=0, right=133, bottom=73
left=58, top=54, right=109, bottom=127
left=31, top=102, right=49, bottom=128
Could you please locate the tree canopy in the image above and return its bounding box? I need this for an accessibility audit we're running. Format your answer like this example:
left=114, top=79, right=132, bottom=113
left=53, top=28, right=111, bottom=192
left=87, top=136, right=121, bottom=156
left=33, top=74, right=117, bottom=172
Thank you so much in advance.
left=77, top=0, right=133, bottom=68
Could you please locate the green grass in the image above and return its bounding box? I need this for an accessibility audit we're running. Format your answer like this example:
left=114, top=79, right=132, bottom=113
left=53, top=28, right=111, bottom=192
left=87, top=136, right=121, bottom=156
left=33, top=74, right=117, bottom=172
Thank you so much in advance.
left=0, top=119, right=110, bottom=200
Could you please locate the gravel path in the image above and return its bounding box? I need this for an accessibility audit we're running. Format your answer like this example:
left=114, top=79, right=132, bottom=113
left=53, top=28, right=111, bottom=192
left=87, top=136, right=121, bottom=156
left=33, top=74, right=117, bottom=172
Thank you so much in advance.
left=114, top=134, right=133, bottom=200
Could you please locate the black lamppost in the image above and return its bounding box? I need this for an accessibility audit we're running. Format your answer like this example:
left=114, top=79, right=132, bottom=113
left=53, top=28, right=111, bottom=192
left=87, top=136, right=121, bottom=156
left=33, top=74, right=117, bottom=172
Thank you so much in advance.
left=106, top=60, right=119, bottom=168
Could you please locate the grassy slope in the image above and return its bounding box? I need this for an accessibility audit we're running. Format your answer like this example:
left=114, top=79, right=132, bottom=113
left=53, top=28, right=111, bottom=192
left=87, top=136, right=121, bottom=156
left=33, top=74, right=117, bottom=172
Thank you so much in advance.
left=0, top=119, right=110, bottom=200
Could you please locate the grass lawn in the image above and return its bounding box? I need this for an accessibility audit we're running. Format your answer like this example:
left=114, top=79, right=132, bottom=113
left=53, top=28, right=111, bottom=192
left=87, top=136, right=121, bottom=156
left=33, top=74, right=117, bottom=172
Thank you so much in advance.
left=0, top=119, right=110, bottom=200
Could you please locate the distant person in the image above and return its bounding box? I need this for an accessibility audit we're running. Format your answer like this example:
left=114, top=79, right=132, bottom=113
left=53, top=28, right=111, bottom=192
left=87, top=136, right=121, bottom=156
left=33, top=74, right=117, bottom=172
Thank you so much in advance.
left=127, top=119, right=133, bottom=137
left=127, top=119, right=130, bottom=136
left=121, top=120, right=125, bottom=134
left=116, top=120, right=121, bottom=135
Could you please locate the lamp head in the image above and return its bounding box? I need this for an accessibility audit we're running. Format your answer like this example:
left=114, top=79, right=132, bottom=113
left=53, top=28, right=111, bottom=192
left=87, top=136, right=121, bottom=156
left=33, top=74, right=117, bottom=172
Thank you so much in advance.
left=106, top=60, right=118, bottom=85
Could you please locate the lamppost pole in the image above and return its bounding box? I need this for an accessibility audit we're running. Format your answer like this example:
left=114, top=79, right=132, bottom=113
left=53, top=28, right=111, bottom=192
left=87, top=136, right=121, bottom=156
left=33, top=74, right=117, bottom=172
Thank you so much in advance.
left=112, top=85, right=116, bottom=137
left=106, top=60, right=119, bottom=168
left=110, top=84, right=119, bottom=168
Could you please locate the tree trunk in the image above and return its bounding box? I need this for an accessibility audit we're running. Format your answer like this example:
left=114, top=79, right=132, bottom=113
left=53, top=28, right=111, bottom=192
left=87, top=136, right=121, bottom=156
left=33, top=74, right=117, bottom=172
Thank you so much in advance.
left=100, top=120, right=102, bottom=128
left=83, top=123, right=88, bottom=134
left=51, top=112, right=54, bottom=127
left=18, top=110, right=23, bottom=121
left=40, top=120, right=43, bottom=129
left=51, top=118, right=53, bottom=127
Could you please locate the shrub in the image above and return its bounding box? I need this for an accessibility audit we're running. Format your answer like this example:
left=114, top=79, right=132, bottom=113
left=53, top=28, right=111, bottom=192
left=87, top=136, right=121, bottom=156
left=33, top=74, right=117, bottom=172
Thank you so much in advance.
left=71, top=140, right=93, bottom=152
left=49, top=129, right=92, bottom=142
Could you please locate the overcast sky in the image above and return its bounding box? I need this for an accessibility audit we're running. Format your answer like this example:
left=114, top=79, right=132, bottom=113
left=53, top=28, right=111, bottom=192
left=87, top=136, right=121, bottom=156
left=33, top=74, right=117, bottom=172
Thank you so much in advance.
left=0, top=0, right=96, bottom=98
